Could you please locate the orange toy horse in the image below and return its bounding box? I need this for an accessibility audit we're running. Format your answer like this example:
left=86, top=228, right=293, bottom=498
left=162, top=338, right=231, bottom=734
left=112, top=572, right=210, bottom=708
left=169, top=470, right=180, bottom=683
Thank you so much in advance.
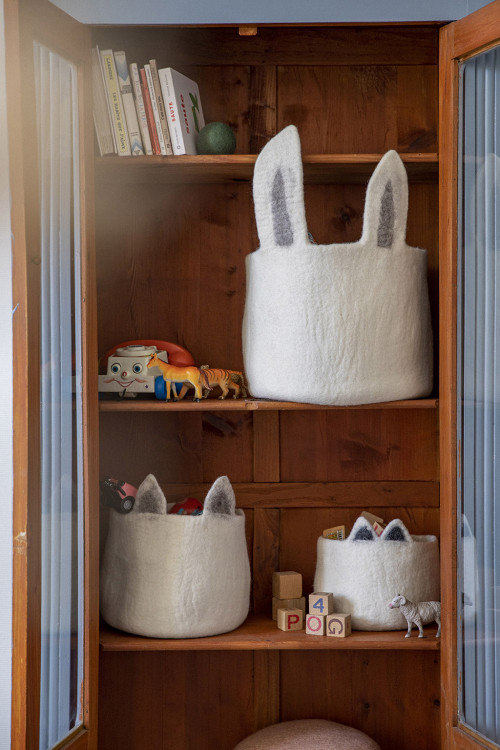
left=147, top=351, right=207, bottom=402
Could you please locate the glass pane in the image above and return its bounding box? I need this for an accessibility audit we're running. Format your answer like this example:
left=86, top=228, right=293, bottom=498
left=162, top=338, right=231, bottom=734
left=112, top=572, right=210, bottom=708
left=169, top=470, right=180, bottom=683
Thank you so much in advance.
left=457, top=44, right=500, bottom=744
left=34, top=43, right=84, bottom=749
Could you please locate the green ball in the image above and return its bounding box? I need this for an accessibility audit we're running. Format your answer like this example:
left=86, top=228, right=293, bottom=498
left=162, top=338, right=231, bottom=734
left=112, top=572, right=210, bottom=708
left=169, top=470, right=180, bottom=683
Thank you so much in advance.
left=196, top=122, right=236, bottom=155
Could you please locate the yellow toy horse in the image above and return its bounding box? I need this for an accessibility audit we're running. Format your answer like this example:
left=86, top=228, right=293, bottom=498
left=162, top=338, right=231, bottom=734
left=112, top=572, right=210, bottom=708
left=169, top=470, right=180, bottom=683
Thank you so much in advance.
left=147, top=351, right=207, bottom=402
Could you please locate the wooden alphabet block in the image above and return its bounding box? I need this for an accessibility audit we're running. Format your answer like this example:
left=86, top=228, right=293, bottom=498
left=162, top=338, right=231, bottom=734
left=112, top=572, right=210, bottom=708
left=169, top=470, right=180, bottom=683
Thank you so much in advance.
left=326, top=613, right=352, bottom=638
left=272, top=596, right=306, bottom=620
left=360, top=511, right=384, bottom=527
left=309, top=592, right=334, bottom=616
left=272, top=571, right=302, bottom=599
left=306, top=614, right=326, bottom=635
left=277, top=607, right=304, bottom=632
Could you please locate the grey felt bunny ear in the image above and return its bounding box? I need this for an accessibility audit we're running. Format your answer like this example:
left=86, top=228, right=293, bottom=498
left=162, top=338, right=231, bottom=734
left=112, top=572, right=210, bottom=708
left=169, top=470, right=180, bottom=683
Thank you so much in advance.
left=348, top=516, right=377, bottom=541
left=361, top=150, right=408, bottom=249
left=204, top=475, right=236, bottom=517
left=134, top=474, right=167, bottom=514
left=253, top=125, right=309, bottom=250
left=380, top=518, right=413, bottom=542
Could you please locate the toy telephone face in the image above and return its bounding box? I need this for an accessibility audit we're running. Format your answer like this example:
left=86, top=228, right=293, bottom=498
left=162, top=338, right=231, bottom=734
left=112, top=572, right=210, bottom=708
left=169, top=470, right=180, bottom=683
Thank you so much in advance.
left=105, top=345, right=162, bottom=386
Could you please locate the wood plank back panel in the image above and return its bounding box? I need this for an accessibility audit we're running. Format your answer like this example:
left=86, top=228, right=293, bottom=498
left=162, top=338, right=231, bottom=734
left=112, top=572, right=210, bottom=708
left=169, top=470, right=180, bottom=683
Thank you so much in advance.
left=95, top=181, right=254, bottom=370
left=281, top=651, right=440, bottom=750
left=280, top=409, right=439, bottom=482
left=99, top=411, right=254, bottom=485
left=91, top=25, right=439, bottom=68
left=98, top=651, right=256, bottom=750
left=278, top=65, right=438, bottom=154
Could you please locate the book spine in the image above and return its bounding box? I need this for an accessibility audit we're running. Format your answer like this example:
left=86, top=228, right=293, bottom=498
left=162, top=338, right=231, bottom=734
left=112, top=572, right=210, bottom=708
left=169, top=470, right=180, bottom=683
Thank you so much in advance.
left=113, top=51, right=144, bottom=156
left=158, top=68, right=184, bottom=155
left=129, top=62, right=153, bottom=155
left=140, top=67, right=161, bottom=155
left=144, top=63, right=167, bottom=156
left=148, top=60, right=173, bottom=155
left=100, top=49, right=131, bottom=156
left=91, top=47, right=115, bottom=155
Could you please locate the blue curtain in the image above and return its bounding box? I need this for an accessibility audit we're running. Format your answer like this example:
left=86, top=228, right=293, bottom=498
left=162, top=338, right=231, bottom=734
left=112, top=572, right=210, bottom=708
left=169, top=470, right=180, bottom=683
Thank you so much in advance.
left=34, top=43, right=84, bottom=750
left=458, top=44, right=500, bottom=744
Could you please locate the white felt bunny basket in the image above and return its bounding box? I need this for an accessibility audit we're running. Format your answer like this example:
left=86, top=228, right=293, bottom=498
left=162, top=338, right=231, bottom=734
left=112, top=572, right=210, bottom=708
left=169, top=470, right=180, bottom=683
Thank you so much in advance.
left=314, top=517, right=440, bottom=630
left=100, top=475, right=251, bottom=639
left=243, top=126, right=433, bottom=405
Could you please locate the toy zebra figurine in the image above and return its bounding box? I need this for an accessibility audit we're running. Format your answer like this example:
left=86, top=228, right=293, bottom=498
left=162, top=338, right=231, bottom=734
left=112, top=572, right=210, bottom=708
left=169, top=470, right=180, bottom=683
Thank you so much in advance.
left=147, top=351, right=208, bottom=402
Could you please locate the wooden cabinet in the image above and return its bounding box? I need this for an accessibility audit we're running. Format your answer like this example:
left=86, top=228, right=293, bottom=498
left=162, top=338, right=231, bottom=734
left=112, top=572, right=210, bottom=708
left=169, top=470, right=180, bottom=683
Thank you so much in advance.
left=9, top=2, right=500, bottom=749
left=93, top=23, right=440, bottom=750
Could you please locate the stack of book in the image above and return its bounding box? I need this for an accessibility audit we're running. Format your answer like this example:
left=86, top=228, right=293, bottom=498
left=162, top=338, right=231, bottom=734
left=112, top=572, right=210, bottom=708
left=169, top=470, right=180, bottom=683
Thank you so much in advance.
left=92, top=46, right=205, bottom=157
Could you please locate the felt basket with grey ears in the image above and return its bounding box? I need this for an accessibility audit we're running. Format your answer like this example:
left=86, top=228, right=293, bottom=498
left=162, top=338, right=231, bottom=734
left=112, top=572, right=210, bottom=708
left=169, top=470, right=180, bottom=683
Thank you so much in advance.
left=100, top=475, right=251, bottom=639
left=314, top=516, right=440, bottom=630
left=242, top=125, right=433, bottom=406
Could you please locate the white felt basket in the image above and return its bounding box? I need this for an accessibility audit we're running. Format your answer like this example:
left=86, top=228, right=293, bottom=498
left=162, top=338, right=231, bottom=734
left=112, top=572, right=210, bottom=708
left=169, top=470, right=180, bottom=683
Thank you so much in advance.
left=242, top=125, right=433, bottom=406
left=313, top=517, right=440, bottom=630
left=100, top=475, right=251, bottom=639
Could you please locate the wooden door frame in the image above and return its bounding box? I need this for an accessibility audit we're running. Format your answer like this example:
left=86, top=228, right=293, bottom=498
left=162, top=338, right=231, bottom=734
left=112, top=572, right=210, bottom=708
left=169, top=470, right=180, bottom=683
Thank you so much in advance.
left=7, top=0, right=99, bottom=748
left=439, top=1, right=500, bottom=749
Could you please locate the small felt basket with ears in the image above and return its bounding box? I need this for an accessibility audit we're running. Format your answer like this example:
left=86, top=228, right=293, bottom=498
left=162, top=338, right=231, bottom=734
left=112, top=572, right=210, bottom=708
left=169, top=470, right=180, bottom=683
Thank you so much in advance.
left=100, top=475, right=251, bottom=638
left=314, top=517, right=440, bottom=631
left=242, top=125, right=433, bottom=406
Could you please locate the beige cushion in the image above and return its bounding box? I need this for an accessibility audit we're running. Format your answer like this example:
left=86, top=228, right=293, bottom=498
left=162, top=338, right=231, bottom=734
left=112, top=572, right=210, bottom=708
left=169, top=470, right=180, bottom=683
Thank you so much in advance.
left=234, top=719, right=380, bottom=749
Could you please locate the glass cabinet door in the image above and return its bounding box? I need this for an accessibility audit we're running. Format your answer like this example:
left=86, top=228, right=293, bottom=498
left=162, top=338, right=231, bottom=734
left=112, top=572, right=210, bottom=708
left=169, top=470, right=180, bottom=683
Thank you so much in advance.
left=440, top=3, right=500, bottom=748
left=457, top=43, right=500, bottom=746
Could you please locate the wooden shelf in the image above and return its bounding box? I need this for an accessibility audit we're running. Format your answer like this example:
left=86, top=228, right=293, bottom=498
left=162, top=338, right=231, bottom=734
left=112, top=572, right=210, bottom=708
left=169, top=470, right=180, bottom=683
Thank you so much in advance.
left=100, top=615, right=440, bottom=651
left=99, top=397, right=438, bottom=412
left=95, top=152, right=438, bottom=185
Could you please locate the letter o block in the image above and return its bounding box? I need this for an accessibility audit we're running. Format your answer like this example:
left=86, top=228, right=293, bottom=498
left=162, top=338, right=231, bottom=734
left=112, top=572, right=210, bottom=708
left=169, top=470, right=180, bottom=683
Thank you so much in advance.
left=277, top=607, right=304, bottom=632
left=326, top=613, right=352, bottom=638
left=306, top=614, right=326, bottom=635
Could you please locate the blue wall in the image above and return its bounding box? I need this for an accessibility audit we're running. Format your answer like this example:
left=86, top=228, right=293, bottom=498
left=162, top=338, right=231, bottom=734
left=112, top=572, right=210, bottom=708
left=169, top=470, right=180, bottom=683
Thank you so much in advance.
left=48, top=0, right=493, bottom=25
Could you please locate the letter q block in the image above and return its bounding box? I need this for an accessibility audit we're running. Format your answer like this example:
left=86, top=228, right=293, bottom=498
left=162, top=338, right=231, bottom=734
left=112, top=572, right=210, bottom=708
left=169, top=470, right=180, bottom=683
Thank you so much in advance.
left=326, top=613, right=352, bottom=638
left=309, top=592, right=334, bottom=616
left=277, top=607, right=303, bottom=632
left=272, top=571, right=302, bottom=599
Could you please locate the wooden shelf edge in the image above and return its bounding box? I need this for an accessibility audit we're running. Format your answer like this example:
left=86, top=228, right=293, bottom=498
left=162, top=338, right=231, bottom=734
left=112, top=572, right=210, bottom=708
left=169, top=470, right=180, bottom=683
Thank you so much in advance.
left=100, top=615, right=440, bottom=652
left=99, top=397, right=439, bottom=413
left=95, top=153, right=438, bottom=184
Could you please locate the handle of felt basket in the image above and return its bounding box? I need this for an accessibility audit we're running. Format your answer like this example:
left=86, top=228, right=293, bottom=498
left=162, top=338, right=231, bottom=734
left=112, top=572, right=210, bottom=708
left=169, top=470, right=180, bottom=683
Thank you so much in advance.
left=360, top=150, right=409, bottom=250
left=253, top=125, right=309, bottom=250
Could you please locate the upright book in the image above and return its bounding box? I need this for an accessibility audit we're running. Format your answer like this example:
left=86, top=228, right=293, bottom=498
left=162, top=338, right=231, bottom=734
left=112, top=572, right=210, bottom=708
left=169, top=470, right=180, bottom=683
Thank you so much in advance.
left=100, top=48, right=131, bottom=156
left=91, top=47, right=115, bottom=156
left=113, top=50, right=144, bottom=156
left=140, top=67, right=161, bottom=155
left=144, top=63, right=170, bottom=156
left=158, top=67, right=205, bottom=155
left=129, top=62, right=153, bottom=155
left=148, top=59, right=173, bottom=155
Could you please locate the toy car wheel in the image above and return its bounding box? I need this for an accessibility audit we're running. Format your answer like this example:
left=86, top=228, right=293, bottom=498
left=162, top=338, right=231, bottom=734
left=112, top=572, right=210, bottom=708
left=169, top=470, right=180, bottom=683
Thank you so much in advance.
left=121, top=496, right=135, bottom=513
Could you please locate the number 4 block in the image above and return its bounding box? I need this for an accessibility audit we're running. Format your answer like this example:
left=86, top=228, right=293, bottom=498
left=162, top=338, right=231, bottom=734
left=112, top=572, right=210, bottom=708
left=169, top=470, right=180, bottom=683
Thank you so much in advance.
left=309, top=592, right=334, bottom=616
